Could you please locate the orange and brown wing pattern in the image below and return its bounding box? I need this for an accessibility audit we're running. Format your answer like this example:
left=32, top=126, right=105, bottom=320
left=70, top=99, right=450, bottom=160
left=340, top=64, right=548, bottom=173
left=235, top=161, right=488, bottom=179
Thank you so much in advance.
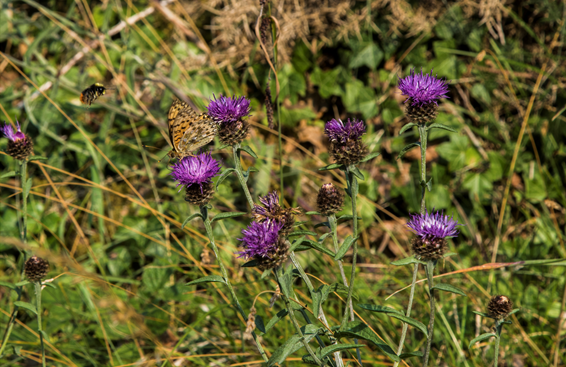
left=167, top=99, right=191, bottom=148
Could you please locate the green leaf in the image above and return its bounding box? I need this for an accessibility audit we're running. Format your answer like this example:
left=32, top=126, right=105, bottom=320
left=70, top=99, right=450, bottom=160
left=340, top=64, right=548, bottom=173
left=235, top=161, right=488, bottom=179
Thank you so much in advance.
left=289, top=236, right=306, bottom=252
left=335, top=236, right=356, bottom=260
left=427, top=123, right=458, bottom=133
left=211, top=212, right=247, bottom=223
left=318, top=232, right=332, bottom=243
left=0, top=281, right=16, bottom=290
left=331, top=283, right=359, bottom=301
left=350, top=166, right=365, bottom=181
left=23, top=177, right=32, bottom=201
left=262, top=309, right=288, bottom=334
left=397, top=142, right=420, bottom=160
left=388, top=314, right=428, bottom=337
left=39, top=330, right=49, bottom=340
left=472, top=311, right=492, bottom=318
left=267, top=325, right=320, bottom=366
left=310, top=67, right=343, bottom=98
left=13, top=345, right=22, bottom=356
left=15, top=280, right=30, bottom=287
left=508, top=308, right=521, bottom=316
left=244, top=166, right=259, bottom=182
left=14, top=301, right=37, bottom=315
left=238, top=145, right=258, bottom=159
left=359, top=151, right=381, bottom=163
left=0, top=171, right=16, bottom=179
left=431, top=283, right=467, bottom=297
left=399, top=351, right=423, bottom=359
left=314, top=222, right=329, bottom=229
left=28, top=156, right=48, bottom=161
left=443, top=252, right=457, bottom=258
left=216, top=168, right=236, bottom=190
left=426, top=177, right=432, bottom=192
left=287, top=230, right=317, bottom=237
left=297, top=239, right=335, bottom=257
left=312, top=284, right=331, bottom=318
left=319, top=163, right=344, bottom=171
left=337, top=214, right=354, bottom=221
left=43, top=282, right=56, bottom=289
left=319, top=344, right=365, bottom=359
left=305, top=211, right=320, bottom=215
left=255, top=315, right=266, bottom=334
left=261, top=268, right=272, bottom=279
left=334, top=321, right=399, bottom=362
left=279, top=271, right=294, bottom=298
left=182, top=213, right=203, bottom=229
left=349, top=43, right=383, bottom=69
left=399, top=123, right=417, bottom=135
left=185, top=275, right=226, bottom=287
left=358, top=304, right=403, bottom=315
left=391, top=256, right=425, bottom=266
left=468, top=333, right=496, bottom=349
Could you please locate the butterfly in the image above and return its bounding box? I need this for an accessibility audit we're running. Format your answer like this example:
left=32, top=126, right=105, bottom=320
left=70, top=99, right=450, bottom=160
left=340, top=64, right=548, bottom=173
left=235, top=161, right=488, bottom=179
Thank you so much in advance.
left=80, top=83, right=109, bottom=106
left=166, top=99, right=219, bottom=160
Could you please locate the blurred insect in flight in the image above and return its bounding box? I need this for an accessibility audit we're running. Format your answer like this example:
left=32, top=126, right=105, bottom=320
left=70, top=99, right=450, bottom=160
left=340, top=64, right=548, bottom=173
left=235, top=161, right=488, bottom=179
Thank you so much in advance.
left=80, top=83, right=109, bottom=106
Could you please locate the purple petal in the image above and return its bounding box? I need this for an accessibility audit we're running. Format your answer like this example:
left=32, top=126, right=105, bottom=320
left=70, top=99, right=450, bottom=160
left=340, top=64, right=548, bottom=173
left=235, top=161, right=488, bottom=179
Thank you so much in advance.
left=406, top=208, right=463, bottom=240
left=398, top=68, right=450, bottom=106
left=170, top=152, right=221, bottom=190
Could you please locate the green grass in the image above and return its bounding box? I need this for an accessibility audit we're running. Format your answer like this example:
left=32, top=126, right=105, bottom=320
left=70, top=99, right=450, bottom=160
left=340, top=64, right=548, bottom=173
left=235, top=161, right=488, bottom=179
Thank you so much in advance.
left=1, top=0, right=565, bottom=366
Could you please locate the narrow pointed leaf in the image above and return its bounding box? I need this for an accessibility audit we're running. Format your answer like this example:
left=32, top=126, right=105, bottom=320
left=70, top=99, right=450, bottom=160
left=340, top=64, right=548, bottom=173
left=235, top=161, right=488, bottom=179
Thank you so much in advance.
left=0, top=171, right=16, bottom=179
left=186, top=275, right=226, bottom=286
left=391, top=256, right=426, bottom=266
left=468, top=333, right=496, bottom=348
left=360, top=151, right=381, bottom=162
left=182, top=213, right=203, bottom=228
left=350, top=166, right=365, bottom=180
left=263, top=309, right=288, bottom=334
left=0, top=281, right=16, bottom=290
left=319, top=163, right=344, bottom=171
left=388, top=314, right=428, bottom=336
left=255, top=315, right=266, bottom=333
left=427, top=123, right=458, bottom=133
left=335, top=235, right=356, bottom=260
left=431, top=283, right=467, bottom=297
left=399, top=351, right=423, bottom=359
left=331, top=283, right=359, bottom=301
left=399, top=122, right=417, bottom=135
left=242, top=259, right=260, bottom=268
left=334, top=321, right=399, bottom=362
left=305, top=211, right=320, bottom=215
left=319, top=344, right=366, bottom=359
left=358, top=304, right=403, bottom=315
left=14, top=301, right=37, bottom=315
left=28, top=156, right=48, bottom=161
left=211, top=212, right=247, bottom=223
left=267, top=325, right=320, bottom=366
left=508, top=308, right=521, bottom=316
left=396, top=142, right=420, bottom=160
left=215, top=168, right=236, bottom=189
left=298, top=239, right=335, bottom=257
left=472, top=311, right=492, bottom=318
left=23, top=178, right=32, bottom=201
left=287, top=230, right=317, bottom=237
left=238, top=145, right=258, bottom=159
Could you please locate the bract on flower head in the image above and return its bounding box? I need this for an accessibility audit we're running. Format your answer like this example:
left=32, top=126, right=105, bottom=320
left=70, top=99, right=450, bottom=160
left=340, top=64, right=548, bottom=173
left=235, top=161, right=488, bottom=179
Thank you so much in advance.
left=406, top=209, right=462, bottom=240
left=207, top=94, right=251, bottom=125
left=398, top=68, right=450, bottom=106
left=237, top=220, right=284, bottom=259
left=170, top=152, right=221, bottom=192
left=324, top=118, right=366, bottom=144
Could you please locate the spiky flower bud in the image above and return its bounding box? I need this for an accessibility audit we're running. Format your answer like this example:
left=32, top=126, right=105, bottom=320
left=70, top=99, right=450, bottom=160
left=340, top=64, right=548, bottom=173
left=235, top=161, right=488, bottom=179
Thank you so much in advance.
left=398, top=68, right=449, bottom=124
left=316, top=183, right=344, bottom=216
left=252, top=191, right=300, bottom=235
left=170, top=152, right=221, bottom=206
left=324, top=118, right=367, bottom=166
left=237, top=220, right=289, bottom=270
left=207, top=95, right=251, bottom=146
left=1, top=121, right=33, bottom=160
left=411, top=236, right=447, bottom=260
left=487, top=295, right=513, bottom=319
left=24, top=256, right=49, bottom=282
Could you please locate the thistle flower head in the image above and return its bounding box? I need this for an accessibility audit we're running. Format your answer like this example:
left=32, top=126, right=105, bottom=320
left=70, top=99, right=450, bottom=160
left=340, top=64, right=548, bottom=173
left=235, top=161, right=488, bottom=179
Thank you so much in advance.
left=1, top=121, right=26, bottom=142
left=207, top=94, right=251, bottom=125
left=317, top=183, right=344, bottom=215
left=170, top=152, right=221, bottom=192
left=487, top=295, right=514, bottom=319
left=324, top=118, right=366, bottom=144
left=252, top=191, right=300, bottom=234
left=407, top=209, right=462, bottom=240
left=398, top=68, right=450, bottom=106
left=237, top=220, right=284, bottom=259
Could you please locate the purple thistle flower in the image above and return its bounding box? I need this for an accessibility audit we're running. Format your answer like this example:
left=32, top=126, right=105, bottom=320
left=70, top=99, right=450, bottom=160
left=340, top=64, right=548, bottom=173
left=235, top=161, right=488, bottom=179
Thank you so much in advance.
left=252, top=191, right=280, bottom=218
left=207, top=94, right=251, bottom=125
left=398, top=68, right=450, bottom=106
left=237, top=220, right=284, bottom=259
left=170, top=152, right=221, bottom=192
left=1, top=121, right=26, bottom=142
left=324, top=118, right=366, bottom=143
left=407, top=209, right=462, bottom=240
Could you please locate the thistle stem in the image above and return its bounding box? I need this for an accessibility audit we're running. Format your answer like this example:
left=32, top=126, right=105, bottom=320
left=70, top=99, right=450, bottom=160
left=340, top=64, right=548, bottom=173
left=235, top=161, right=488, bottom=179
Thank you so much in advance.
left=423, top=260, right=436, bottom=367
left=200, top=206, right=268, bottom=362
left=0, top=159, right=29, bottom=357
left=34, top=281, right=46, bottom=367
left=494, top=321, right=503, bottom=367
left=392, top=263, right=419, bottom=367
left=340, top=168, right=359, bottom=328
left=275, top=269, right=323, bottom=366
left=232, top=144, right=255, bottom=208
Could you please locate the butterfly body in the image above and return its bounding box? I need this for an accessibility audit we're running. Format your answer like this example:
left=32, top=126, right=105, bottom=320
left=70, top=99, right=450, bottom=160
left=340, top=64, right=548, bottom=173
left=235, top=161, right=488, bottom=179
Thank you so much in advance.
left=80, top=83, right=107, bottom=106
left=167, top=99, right=219, bottom=160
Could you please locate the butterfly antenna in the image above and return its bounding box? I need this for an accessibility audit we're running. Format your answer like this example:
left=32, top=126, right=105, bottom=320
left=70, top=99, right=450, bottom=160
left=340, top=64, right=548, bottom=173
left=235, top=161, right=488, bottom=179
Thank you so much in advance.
left=158, top=152, right=171, bottom=164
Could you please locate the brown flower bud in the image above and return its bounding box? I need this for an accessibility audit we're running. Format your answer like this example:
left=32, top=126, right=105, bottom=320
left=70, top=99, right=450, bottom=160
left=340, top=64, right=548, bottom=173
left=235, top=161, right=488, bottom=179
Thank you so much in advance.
left=411, top=236, right=447, bottom=261
left=487, top=295, right=513, bottom=319
left=24, top=256, right=49, bottom=282
left=316, top=183, right=344, bottom=216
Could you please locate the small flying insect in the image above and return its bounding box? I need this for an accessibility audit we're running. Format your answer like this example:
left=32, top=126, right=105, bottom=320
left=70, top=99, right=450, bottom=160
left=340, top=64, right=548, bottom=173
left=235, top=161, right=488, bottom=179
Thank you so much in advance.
left=80, top=83, right=108, bottom=106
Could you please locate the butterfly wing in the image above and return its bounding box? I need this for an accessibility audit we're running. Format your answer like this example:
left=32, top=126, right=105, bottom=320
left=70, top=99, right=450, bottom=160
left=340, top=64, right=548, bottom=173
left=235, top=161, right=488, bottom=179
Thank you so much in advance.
left=167, top=99, right=191, bottom=149
left=176, top=111, right=219, bottom=155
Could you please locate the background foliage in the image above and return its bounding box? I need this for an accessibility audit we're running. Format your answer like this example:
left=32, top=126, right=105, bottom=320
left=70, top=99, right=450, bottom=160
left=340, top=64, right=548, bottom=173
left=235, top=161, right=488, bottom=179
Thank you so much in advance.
left=1, top=0, right=565, bottom=365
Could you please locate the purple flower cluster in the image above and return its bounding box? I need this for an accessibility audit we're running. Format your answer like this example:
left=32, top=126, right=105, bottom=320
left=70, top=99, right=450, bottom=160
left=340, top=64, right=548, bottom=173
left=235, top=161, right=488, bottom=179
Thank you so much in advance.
left=1, top=121, right=26, bottom=142
left=398, top=68, right=450, bottom=106
left=170, top=152, right=221, bottom=191
left=237, top=220, right=283, bottom=259
left=252, top=191, right=279, bottom=218
left=324, top=118, right=366, bottom=143
left=407, top=209, right=462, bottom=240
left=207, top=95, right=251, bottom=124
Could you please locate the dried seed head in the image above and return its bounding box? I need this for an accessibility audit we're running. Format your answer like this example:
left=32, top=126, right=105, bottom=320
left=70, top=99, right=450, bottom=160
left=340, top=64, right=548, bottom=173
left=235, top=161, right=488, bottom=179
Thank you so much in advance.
left=269, top=285, right=281, bottom=308
left=487, top=295, right=513, bottom=319
left=316, top=183, right=344, bottom=216
left=24, top=256, right=49, bottom=282
left=244, top=306, right=257, bottom=339
left=201, top=247, right=212, bottom=265
left=185, top=181, right=215, bottom=206
left=411, top=236, right=447, bottom=261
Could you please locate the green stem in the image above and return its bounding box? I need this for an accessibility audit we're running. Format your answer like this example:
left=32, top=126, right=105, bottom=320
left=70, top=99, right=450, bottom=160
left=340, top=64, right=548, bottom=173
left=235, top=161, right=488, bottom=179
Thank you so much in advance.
left=423, top=260, right=436, bottom=367
left=340, top=168, right=359, bottom=328
left=418, top=125, right=428, bottom=214
left=328, top=215, right=351, bottom=313
left=392, top=263, right=419, bottom=367
left=494, top=321, right=503, bottom=367
left=232, top=144, right=254, bottom=208
left=0, top=159, right=29, bottom=358
left=200, top=206, right=268, bottom=362
left=35, top=281, right=46, bottom=367
left=275, top=269, right=323, bottom=366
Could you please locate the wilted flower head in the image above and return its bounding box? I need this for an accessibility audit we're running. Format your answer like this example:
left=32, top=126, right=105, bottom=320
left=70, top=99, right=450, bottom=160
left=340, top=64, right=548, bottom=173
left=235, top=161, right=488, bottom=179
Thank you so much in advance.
left=407, top=209, right=461, bottom=240
left=170, top=152, right=221, bottom=191
left=317, top=183, right=344, bottom=216
left=24, top=256, right=49, bottom=282
left=207, top=94, right=251, bottom=124
left=398, top=68, right=450, bottom=107
left=487, top=295, right=514, bottom=319
left=238, top=220, right=284, bottom=260
left=324, top=118, right=366, bottom=144
left=252, top=191, right=300, bottom=234
left=324, top=119, right=368, bottom=166
left=2, top=120, right=33, bottom=160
